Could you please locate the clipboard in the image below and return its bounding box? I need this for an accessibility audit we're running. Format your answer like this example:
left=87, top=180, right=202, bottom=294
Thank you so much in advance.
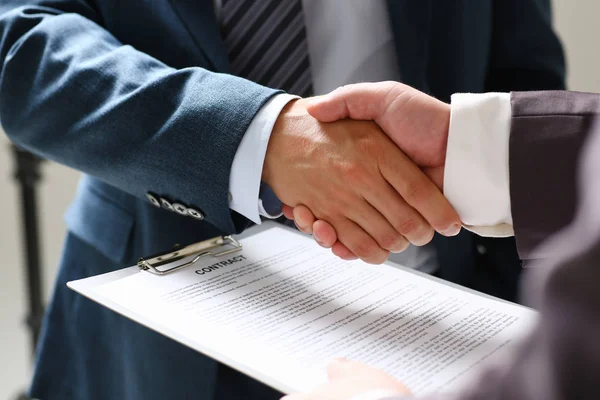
left=67, top=222, right=534, bottom=396
left=66, top=223, right=313, bottom=395
left=137, top=235, right=242, bottom=276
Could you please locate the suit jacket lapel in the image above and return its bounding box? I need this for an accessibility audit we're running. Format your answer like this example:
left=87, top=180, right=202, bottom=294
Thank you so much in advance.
left=386, top=0, right=433, bottom=92
left=168, top=0, right=230, bottom=72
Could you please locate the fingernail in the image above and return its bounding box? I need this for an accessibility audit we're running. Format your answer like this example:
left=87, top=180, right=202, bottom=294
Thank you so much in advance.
left=390, top=245, right=406, bottom=254
left=313, top=230, right=321, bottom=241
left=295, top=214, right=309, bottom=229
left=443, top=224, right=461, bottom=237
left=294, top=220, right=305, bottom=231
left=390, top=239, right=409, bottom=254
left=314, top=233, right=325, bottom=246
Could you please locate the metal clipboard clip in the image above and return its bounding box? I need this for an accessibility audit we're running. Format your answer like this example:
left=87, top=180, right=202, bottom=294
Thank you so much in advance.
left=137, top=235, right=242, bottom=276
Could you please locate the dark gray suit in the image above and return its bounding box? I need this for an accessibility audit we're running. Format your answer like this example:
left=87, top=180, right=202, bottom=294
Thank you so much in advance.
left=390, top=91, right=600, bottom=399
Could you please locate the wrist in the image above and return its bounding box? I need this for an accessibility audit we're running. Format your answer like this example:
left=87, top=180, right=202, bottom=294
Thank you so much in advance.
left=424, top=101, right=449, bottom=192
left=262, top=98, right=302, bottom=186
left=229, top=93, right=298, bottom=224
left=440, top=103, right=450, bottom=191
left=437, top=102, right=451, bottom=168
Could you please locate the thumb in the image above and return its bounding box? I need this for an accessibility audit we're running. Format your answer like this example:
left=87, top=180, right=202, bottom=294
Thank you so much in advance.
left=305, top=92, right=351, bottom=122
left=306, top=82, right=397, bottom=122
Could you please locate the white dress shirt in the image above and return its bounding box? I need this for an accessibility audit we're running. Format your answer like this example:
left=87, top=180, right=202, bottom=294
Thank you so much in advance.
left=227, top=1, right=514, bottom=275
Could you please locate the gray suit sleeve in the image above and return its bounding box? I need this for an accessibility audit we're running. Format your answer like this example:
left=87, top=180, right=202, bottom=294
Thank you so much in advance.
left=407, top=93, right=600, bottom=400
left=509, top=91, right=600, bottom=258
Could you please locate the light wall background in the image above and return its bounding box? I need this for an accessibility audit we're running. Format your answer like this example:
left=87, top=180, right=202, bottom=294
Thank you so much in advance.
left=0, top=0, right=598, bottom=398
left=553, top=0, right=600, bottom=92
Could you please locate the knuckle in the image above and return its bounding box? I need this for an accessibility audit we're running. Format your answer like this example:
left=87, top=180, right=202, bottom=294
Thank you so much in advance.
left=356, top=135, right=376, bottom=153
left=352, top=242, right=377, bottom=260
left=369, top=250, right=389, bottom=265
left=378, top=231, right=402, bottom=251
left=413, top=226, right=435, bottom=246
left=316, top=202, right=334, bottom=218
left=344, top=161, right=361, bottom=176
left=341, top=161, right=366, bottom=185
left=395, top=218, right=419, bottom=237
left=395, top=238, right=410, bottom=253
left=403, top=181, right=423, bottom=203
left=402, top=177, right=430, bottom=204
left=322, top=201, right=346, bottom=221
left=336, top=84, right=353, bottom=96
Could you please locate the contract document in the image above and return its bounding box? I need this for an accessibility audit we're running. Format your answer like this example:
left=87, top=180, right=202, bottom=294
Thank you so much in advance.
left=68, top=223, right=536, bottom=396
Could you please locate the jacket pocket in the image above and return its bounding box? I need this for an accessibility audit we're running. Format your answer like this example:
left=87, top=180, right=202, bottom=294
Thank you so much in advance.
left=64, top=181, right=134, bottom=265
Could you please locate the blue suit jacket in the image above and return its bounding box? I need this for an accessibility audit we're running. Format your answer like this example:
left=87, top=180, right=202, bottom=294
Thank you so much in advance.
left=0, top=1, right=565, bottom=399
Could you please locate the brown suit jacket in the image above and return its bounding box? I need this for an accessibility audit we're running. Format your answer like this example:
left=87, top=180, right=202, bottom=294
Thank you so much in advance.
left=398, top=91, right=600, bottom=400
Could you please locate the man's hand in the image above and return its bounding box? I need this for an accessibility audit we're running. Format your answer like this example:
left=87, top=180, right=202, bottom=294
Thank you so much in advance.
left=308, top=81, right=450, bottom=186
left=263, top=98, right=460, bottom=264
left=281, top=83, right=458, bottom=260
left=281, top=359, right=410, bottom=400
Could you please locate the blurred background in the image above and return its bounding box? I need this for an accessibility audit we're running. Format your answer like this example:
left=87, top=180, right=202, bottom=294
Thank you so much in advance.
left=1, top=0, right=600, bottom=398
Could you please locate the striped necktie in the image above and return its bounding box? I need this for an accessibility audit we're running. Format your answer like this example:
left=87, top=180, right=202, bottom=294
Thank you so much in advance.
left=219, top=0, right=313, bottom=97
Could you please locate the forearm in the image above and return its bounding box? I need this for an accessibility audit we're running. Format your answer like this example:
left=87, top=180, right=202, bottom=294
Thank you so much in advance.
left=0, top=4, right=279, bottom=233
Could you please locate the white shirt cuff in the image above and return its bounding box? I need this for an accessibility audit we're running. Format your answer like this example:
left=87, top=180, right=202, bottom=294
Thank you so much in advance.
left=258, top=183, right=284, bottom=219
left=228, top=93, right=298, bottom=224
left=444, top=93, right=514, bottom=238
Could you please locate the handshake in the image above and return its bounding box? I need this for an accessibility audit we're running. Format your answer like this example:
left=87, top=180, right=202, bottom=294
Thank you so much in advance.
left=262, top=81, right=462, bottom=264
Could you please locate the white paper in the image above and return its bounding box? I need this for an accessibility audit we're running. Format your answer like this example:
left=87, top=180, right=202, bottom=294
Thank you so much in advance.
left=69, top=226, right=536, bottom=396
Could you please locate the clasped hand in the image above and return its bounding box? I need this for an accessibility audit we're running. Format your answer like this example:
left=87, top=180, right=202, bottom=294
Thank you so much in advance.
left=263, top=81, right=461, bottom=263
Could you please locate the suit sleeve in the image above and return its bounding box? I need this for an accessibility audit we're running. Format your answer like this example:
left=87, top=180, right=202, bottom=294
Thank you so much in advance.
left=414, top=119, right=600, bottom=400
left=0, top=2, right=280, bottom=234
left=509, top=91, right=600, bottom=258
left=485, top=0, right=566, bottom=92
